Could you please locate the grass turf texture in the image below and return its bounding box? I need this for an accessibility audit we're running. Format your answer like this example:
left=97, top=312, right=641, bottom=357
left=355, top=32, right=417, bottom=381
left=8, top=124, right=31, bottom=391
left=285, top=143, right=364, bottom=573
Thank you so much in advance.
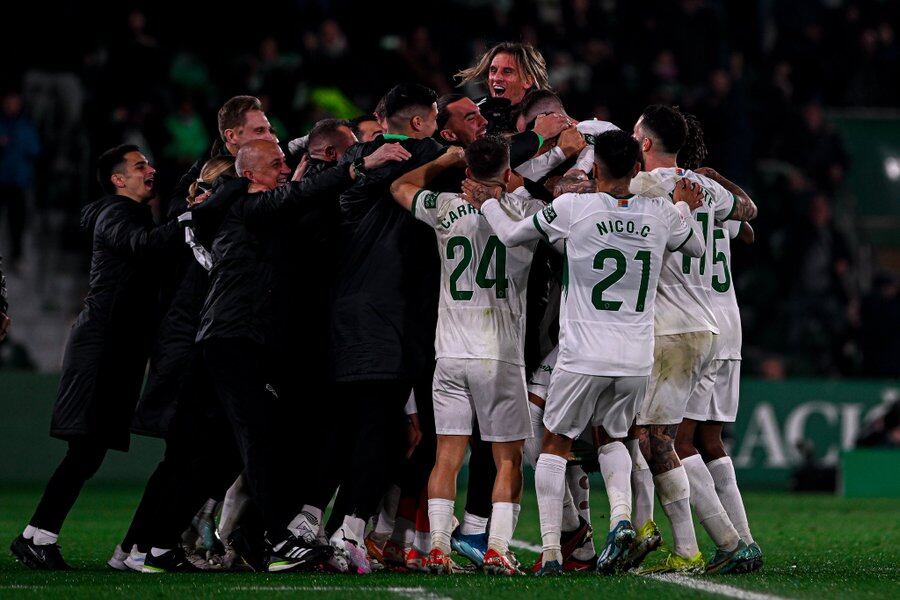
left=1, top=483, right=898, bottom=599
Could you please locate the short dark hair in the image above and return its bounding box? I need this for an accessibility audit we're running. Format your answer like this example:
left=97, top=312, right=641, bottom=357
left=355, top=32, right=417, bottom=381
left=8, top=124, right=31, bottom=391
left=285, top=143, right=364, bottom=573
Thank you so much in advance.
left=96, top=144, right=140, bottom=195
left=348, top=114, right=379, bottom=139
left=465, top=135, right=510, bottom=181
left=374, top=95, right=387, bottom=120
left=593, top=130, right=641, bottom=180
left=518, top=89, right=565, bottom=127
left=639, top=104, right=687, bottom=154
left=308, top=118, right=351, bottom=149
left=383, top=83, right=438, bottom=121
left=217, top=95, right=262, bottom=141
left=436, top=93, right=467, bottom=132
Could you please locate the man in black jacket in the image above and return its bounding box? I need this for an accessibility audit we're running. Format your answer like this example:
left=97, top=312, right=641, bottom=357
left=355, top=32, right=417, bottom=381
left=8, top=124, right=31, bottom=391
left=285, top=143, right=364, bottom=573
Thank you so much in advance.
left=296, top=83, right=445, bottom=572
left=186, top=139, right=407, bottom=573
left=10, top=145, right=179, bottom=570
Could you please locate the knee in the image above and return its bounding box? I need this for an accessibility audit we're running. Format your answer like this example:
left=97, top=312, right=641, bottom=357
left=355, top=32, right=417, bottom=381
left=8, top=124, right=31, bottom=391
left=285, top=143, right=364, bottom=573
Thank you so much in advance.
left=674, top=438, right=696, bottom=460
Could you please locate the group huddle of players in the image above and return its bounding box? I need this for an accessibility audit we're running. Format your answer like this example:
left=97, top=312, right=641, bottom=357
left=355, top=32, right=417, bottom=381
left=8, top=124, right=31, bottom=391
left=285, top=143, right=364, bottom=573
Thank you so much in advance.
left=10, top=42, right=762, bottom=577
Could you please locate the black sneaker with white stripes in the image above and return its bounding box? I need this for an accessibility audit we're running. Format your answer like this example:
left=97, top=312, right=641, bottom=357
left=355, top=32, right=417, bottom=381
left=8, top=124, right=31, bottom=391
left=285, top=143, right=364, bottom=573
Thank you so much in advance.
left=10, top=535, right=71, bottom=570
left=268, top=533, right=333, bottom=573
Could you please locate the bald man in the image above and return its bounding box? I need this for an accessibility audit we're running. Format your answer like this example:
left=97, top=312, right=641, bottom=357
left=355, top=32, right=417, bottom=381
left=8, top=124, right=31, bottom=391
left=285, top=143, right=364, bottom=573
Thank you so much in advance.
left=144, top=139, right=405, bottom=574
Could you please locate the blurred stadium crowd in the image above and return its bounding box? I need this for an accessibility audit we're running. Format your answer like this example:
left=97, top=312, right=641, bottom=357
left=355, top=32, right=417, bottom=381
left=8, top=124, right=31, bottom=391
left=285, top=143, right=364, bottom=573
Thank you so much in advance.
left=1, top=0, right=899, bottom=377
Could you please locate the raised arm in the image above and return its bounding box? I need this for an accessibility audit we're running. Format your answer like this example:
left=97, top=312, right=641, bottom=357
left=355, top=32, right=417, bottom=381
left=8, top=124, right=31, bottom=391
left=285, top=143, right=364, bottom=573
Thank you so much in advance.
left=389, top=146, right=465, bottom=211
left=695, top=167, right=758, bottom=221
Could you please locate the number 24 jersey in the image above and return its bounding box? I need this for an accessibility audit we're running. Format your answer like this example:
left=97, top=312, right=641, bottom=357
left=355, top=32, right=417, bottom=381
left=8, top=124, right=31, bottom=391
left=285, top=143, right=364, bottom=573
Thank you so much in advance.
left=412, top=187, right=544, bottom=365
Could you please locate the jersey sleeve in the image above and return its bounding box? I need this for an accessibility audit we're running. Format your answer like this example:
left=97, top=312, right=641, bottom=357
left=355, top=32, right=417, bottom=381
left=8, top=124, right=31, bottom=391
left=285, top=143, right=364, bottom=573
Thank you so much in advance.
left=629, top=170, right=673, bottom=198
left=514, top=146, right=566, bottom=182
left=481, top=193, right=570, bottom=247
left=664, top=201, right=704, bottom=256
left=411, top=188, right=453, bottom=228
left=725, top=219, right=743, bottom=240
left=531, top=194, right=573, bottom=244
left=710, top=179, right=738, bottom=221
left=573, top=120, right=619, bottom=174
left=505, top=186, right=546, bottom=217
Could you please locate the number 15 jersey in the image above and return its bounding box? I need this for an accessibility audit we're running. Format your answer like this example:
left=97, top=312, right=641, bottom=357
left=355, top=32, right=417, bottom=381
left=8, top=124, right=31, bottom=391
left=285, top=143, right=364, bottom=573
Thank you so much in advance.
left=412, top=187, right=544, bottom=365
left=531, top=192, right=699, bottom=377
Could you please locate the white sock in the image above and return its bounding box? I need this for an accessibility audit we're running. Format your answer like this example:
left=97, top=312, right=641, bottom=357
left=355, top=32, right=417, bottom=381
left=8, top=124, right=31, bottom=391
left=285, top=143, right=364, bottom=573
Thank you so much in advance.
left=341, top=515, right=366, bottom=545
left=23, top=525, right=36, bottom=540
left=427, top=498, right=455, bottom=553
left=682, top=454, right=740, bottom=551
left=373, top=485, right=401, bottom=537
left=524, top=402, right=545, bottom=468
left=512, top=503, right=521, bottom=532
left=391, top=516, right=415, bottom=546
left=707, top=456, right=754, bottom=545
left=218, top=474, right=249, bottom=541
left=598, top=441, right=632, bottom=531
left=414, top=529, right=430, bottom=554
left=487, top=502, right=517, bottom=554
left=535, top=453, right=567, bottom=562
left=150, top=547, right=170, bottom=557
left=628, top=439, right=654, bottom=527
left=566, top=465, right=591, bottom=524
left=288, top=504, right=323, bottom=541
left=460, top=511, right=488, bottom=536
left=31, top=528, right=58, bottom=546
left=655, top=466, right=699, bottom=558
left=561, top=486, right=581, bottom=531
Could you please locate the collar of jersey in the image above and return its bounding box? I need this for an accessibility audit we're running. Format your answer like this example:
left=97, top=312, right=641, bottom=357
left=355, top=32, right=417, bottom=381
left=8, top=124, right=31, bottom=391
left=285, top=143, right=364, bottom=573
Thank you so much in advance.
left=382, top=133, right=410, bottom=140
left=610, top=193, right=634, bottom=199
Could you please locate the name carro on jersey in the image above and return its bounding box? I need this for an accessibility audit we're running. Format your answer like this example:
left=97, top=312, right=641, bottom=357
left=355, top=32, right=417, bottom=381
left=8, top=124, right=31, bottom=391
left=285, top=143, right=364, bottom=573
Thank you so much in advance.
left=596, top=219, right=651, bottom=238
left=439, top=203, right=481, bottom=230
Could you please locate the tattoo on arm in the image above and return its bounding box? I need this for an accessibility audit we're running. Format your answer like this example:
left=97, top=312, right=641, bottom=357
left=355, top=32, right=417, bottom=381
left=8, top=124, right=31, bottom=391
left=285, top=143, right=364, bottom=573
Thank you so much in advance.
left=552, top=175, right=594, bottom=197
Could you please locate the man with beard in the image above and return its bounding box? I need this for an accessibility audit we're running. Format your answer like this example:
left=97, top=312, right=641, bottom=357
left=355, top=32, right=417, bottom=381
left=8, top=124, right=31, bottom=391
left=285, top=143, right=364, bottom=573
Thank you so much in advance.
left=162, top=138, right=408, bottom=574
left=11, top=145, right=179, bottom=570
left=111, top=96, right=282, bottom=573
left=286, top=84, right=445, bottom=574
left=455, top=42, right=552, bottom=134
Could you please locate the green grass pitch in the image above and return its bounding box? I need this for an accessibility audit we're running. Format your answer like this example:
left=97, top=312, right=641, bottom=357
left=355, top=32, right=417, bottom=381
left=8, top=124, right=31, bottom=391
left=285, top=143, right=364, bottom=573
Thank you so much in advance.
left=1, top=482, right=898, bottom=599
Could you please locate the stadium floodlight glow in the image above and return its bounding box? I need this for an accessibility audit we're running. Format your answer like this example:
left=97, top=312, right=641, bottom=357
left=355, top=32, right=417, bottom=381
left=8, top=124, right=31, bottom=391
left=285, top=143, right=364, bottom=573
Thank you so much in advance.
left=886, top=156, right=900, bottom=181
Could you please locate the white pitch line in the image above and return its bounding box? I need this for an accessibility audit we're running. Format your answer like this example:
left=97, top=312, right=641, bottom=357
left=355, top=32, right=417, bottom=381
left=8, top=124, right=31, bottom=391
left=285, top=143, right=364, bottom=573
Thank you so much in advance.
left=643, top=574, right=788, bottom=600
left=510, top=538, right=542, bottom=553
left=512, top=538, right=789, bottom=600
left=231, top=586, right=452, bottom=600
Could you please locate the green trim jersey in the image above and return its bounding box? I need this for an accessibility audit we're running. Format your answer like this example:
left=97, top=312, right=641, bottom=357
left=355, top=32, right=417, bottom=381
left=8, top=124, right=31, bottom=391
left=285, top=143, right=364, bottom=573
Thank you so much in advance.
left=482, top=191, right=702, bottom=377
left=629, top=167, right=738, bottom=336
left=709, top=219, right=743, bottom=359
left=412, top=187, right=544, bottom=365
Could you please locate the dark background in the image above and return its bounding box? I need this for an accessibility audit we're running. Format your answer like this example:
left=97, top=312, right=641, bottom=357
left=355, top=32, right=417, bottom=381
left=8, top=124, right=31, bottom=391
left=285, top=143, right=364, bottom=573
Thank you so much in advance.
left=1, top=0, right=899, bottom=379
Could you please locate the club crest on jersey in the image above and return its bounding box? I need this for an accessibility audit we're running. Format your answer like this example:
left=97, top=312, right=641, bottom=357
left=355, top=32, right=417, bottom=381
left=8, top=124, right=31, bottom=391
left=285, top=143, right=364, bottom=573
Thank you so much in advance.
left=423, top=192, right=438, bottom=209
left=542, top=205, right=558, bottom=223
left=583, top=133, right=596, bottom=146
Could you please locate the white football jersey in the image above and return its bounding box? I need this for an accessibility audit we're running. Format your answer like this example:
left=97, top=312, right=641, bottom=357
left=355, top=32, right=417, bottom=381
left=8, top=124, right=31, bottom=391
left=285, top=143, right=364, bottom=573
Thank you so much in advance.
left=525, top=192, right=697, bottom=377
left=709, top=220, right=743, bottom=359
left=412, top=187, right=543, bottom=365
left=629, top=167, right=739, bottom=335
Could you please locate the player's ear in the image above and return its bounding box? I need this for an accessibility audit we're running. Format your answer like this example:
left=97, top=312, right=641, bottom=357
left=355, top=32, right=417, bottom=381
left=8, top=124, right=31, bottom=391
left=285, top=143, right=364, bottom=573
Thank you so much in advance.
left=465, top=167, right=473, bottom=179
left=111, top=173, right=125, bottom=189
left=440, top=129, right=457, bottom=143
left=630, top=161, right=641, bottom=179
left=503, top=168, right=512, bottom=184
left=411, top=115, right=422, bottom=132
left=592, top=162, right=600, bottom=181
